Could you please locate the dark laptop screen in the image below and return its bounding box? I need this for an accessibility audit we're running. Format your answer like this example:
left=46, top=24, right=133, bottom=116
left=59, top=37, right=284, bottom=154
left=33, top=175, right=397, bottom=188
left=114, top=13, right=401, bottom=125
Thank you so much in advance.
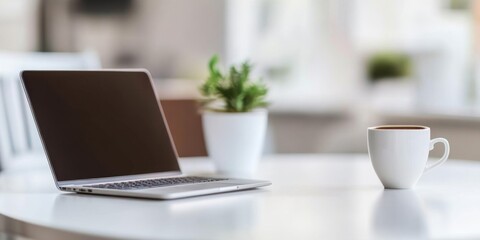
left=22, top=71, right=180, bottom=181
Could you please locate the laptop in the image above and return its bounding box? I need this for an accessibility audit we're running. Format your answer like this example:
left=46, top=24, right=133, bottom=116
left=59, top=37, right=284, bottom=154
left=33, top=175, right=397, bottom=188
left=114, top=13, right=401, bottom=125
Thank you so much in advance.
left=21, top=70, right=271, bottom=200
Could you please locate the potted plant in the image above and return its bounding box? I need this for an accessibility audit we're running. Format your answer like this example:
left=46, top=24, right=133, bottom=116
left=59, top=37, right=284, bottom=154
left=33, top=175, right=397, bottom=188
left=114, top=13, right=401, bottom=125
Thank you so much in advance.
left=366, top=51, right=413, bottom=108
left=367, top=51, right=411, bottom=83
left=199, top=55, right=268, bottom=176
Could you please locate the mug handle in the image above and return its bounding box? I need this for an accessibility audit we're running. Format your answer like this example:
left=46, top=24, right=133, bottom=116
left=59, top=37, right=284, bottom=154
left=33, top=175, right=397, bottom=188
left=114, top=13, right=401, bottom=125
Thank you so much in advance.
left=424, top=138, right=450, bottom=173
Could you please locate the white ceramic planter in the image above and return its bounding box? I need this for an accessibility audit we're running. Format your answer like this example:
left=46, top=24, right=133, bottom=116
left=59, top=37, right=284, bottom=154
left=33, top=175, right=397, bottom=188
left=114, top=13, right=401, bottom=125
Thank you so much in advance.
left=202, top=109, right=267, bottom=176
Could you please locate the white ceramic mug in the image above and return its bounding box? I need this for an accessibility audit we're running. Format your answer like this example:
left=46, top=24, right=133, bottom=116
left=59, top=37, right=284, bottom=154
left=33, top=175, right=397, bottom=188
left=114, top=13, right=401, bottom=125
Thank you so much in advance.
left=368, top=125, right=450, bottom=189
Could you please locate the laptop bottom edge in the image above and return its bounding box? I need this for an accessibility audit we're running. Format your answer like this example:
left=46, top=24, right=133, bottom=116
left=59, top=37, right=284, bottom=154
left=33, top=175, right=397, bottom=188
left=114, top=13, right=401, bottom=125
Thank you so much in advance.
left=64, top=179, right=271, bottom=200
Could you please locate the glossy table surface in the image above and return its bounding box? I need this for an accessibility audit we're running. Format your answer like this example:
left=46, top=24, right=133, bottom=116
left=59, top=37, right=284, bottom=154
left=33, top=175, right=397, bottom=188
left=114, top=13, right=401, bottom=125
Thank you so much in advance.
left=1, top=154, right=480, bottom=240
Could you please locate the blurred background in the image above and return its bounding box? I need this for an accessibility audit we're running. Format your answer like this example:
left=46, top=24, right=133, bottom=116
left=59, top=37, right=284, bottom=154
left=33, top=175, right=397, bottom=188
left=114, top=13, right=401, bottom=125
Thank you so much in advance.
left=2, top=0, right=480, bottom=164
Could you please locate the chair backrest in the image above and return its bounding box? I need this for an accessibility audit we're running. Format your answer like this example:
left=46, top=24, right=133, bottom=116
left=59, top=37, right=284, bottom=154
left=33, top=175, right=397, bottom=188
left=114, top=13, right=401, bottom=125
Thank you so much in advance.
left=0, top=51, right=101, bottom=168
left=160, top=99, right=208, bottom=157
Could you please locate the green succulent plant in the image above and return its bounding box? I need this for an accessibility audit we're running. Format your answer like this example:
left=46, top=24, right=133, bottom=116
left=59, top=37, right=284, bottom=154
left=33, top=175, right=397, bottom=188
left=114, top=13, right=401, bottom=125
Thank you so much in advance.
left=200, top=55, right=268, bottom=112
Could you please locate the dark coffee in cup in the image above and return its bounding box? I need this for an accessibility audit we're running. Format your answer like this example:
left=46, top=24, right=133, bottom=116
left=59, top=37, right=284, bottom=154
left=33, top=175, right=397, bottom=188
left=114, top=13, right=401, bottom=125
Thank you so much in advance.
left=374, top=126, right=427, bottom=130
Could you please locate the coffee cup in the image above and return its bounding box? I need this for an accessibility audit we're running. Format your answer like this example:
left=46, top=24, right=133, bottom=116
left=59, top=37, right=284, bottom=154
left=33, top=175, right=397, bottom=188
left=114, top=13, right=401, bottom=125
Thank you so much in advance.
left=368, top=125, right=449, bottom=189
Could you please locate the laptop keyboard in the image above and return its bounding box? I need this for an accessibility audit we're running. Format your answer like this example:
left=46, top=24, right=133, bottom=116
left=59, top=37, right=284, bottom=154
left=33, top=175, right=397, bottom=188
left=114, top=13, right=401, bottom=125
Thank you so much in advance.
left=85, top=176, right=228, bottom=190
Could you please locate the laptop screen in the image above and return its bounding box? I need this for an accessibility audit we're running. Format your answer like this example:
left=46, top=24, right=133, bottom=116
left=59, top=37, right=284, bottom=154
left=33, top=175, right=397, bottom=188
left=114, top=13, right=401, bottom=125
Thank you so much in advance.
left=22, top=71, right=180, bottom=181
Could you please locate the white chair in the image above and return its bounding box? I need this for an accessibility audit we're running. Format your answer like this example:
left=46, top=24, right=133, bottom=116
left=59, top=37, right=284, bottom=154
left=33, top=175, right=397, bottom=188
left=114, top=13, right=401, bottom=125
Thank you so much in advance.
left=0, top=51, right=101, bottom=170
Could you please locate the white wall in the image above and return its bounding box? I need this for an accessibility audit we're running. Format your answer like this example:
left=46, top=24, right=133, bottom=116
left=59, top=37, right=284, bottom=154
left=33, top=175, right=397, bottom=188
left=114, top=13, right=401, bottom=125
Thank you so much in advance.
left=44, top=0, right=226, bottom=79
left=0, top=0, right=39, bottom=51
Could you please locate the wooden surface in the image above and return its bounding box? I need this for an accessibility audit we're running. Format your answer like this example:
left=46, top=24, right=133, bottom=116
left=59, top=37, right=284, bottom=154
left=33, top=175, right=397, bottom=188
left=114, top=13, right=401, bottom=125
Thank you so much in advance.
left=159, top=99, right=207, bottom=157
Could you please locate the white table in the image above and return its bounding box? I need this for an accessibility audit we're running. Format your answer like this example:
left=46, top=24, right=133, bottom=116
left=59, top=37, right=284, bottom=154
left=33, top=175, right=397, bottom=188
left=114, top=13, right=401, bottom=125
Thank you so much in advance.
left=0, top=154, right=480, bottom=239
